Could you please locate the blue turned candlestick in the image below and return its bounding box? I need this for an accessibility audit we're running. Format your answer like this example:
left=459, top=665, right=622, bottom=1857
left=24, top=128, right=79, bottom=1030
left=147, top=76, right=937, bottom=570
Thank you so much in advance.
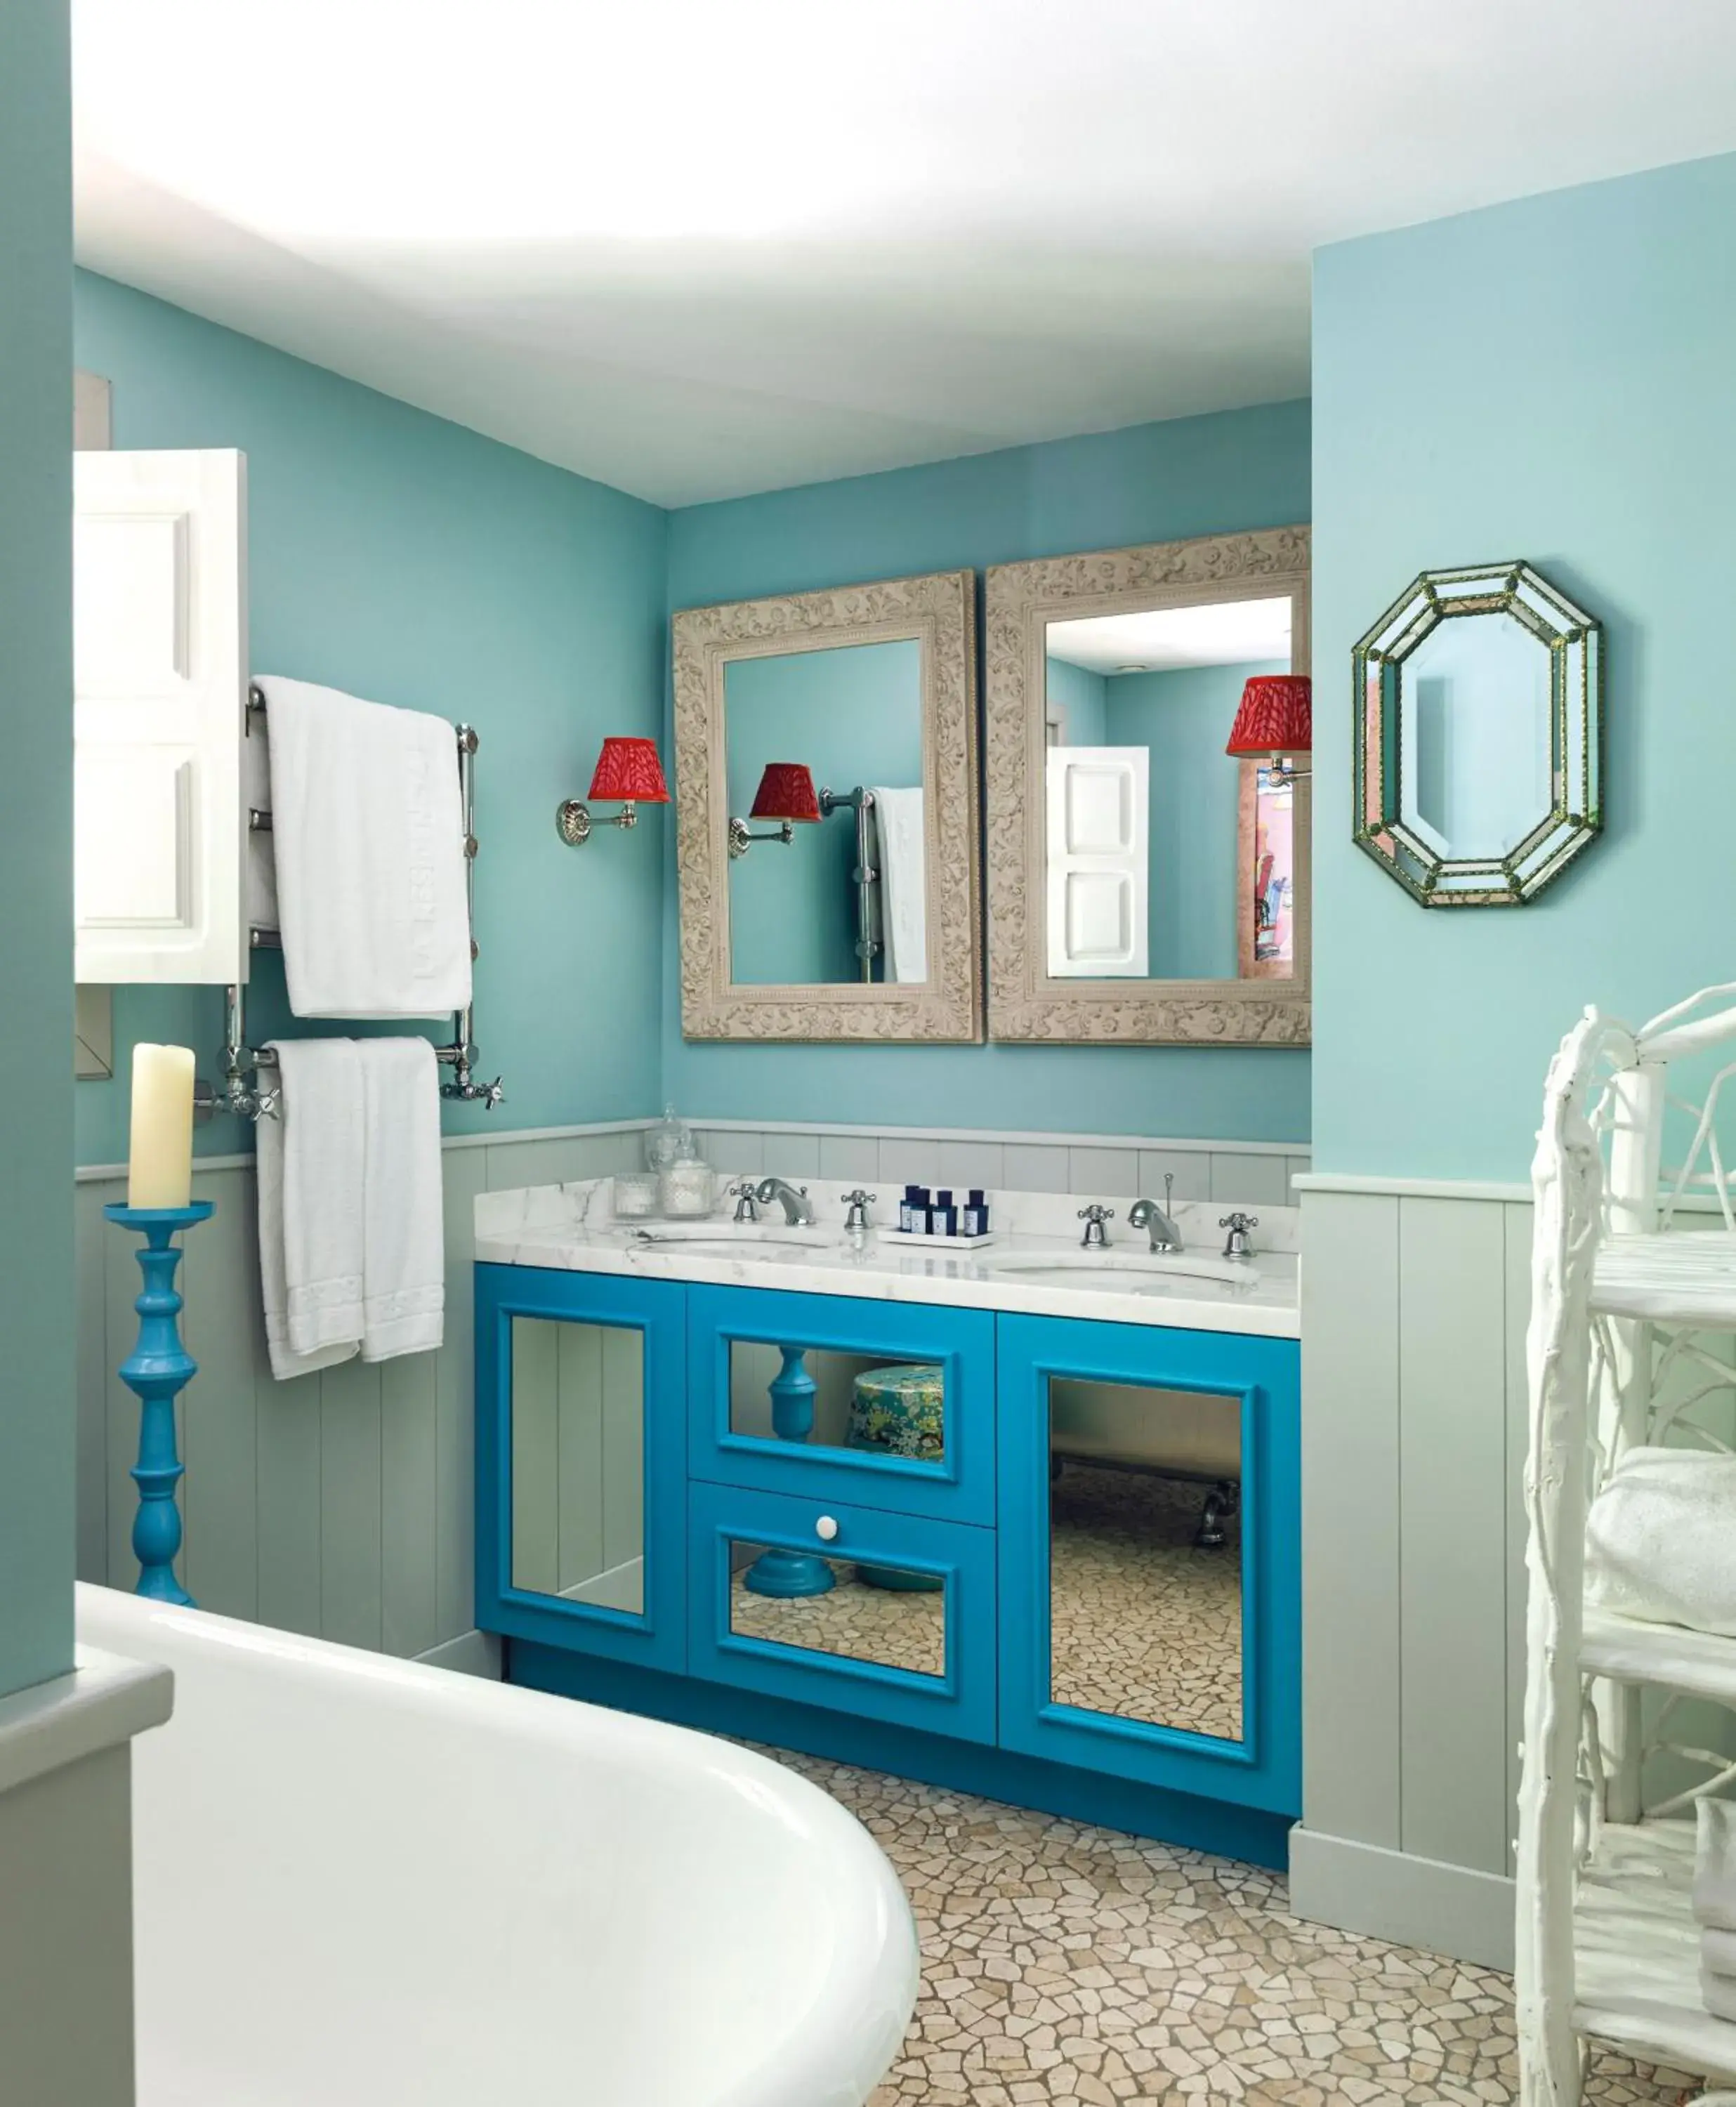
left=104, top=1201, right=213, bottom=1605
left=744, top=1344, right=836, bottom=1598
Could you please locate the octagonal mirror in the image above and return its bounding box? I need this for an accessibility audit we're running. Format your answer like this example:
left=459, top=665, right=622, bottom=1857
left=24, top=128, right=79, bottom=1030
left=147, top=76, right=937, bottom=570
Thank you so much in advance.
left=1353, top=560, right=1603, bottom=906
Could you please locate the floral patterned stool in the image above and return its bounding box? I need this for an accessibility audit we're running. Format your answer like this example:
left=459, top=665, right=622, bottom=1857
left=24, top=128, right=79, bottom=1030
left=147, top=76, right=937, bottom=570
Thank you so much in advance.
left=848, top=1363, right=947, bottom=1591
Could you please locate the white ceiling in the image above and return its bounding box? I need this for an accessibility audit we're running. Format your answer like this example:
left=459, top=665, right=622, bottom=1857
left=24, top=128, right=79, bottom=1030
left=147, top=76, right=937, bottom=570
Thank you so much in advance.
left=72, top=0, right=1736, bottom=507
left=1048, top=598, right=1292, bottom=676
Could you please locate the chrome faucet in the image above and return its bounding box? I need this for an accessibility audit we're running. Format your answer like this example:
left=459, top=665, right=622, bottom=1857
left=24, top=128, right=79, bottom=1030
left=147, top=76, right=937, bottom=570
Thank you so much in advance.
left=1077, top=1203, right=1114, bottom=1249
left=1220, top=1212, right=1259, bottom=1261
left=1129, top=1174, right=1182, bottom=1253
left=841, top=1188, right=877, bottom=1234
left=728, top=1181, right=761, bottom=1224
left=755, top=1176, right=815, bottom=1226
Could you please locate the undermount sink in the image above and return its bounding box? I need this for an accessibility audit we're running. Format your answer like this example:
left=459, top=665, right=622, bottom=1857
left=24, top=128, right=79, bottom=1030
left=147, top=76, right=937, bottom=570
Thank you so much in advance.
left=974, top=1247, right=1254, bottom=1291
left=625, top=1221, right=839, bottom=1252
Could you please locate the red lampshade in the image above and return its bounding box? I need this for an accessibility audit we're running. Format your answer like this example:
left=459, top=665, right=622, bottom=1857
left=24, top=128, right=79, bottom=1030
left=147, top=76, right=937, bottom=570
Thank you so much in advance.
left=1226, top=674, right=1313, bottom=758
left=749, top=762, right=822, bottom=824
left=588, top=736, right=669, bottom=804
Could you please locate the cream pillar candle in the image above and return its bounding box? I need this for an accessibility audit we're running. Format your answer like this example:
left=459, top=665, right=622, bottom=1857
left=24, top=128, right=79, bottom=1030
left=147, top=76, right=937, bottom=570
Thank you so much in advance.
left=128, top=1043, right=197, bottom=1208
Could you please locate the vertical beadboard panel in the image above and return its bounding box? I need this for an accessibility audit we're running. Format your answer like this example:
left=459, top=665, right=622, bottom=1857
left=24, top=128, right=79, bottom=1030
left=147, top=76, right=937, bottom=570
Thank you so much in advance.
left=318, top=1355, right=383, bottom=1649
left=1396, top=1195, right=1510, bottom=1875
left=74, top=1184, right=109, bottom=1584
left=1209, top=1153, right=1288, bottom=1206
left=380, top=1348, right=440, bottom=1659
left=256, top=1360, right=324, bottom=1636
left=763, top=1131, right=821, bottom=1179
left=510, top=1318, right=559, bottom=1594
left=1300, top=1188, right=1402, bottom=1849
left=180, top=1164, right=261, bottom=1621
left=483, top=1135, right=606, bottom=1190
left=437, top=1143, right=490, bottom=1646
left=1503, top=1200, right=1533, bottom=1876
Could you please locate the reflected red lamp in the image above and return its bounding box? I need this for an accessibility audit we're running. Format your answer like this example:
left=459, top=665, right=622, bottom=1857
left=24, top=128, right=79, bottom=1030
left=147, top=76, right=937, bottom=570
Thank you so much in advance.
left=556, top=736, right=670, bottom=845
left=730, top=761, right=821, bottom=857
left=1226, top=674, right=1313, bottom=782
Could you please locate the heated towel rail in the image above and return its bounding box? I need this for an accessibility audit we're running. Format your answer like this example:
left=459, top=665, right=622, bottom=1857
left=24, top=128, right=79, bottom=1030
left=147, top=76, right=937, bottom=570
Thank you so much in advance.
left=195, top=683, right=503, bottom=1122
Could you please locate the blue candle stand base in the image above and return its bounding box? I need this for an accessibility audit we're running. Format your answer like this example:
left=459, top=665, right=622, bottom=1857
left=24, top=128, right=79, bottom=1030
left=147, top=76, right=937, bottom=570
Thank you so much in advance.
left=103, top=1202, right=213, bottom=1606
left=745, top=1344, right=836, bottom=1599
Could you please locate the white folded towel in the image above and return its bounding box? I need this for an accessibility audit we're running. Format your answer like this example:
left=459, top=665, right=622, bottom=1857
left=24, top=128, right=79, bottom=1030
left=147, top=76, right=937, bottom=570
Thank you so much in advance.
left=1585, top=1446, right=1736, bottom=1635
left=872, top=786, right=926, bottom=984
left=257, top=1037, right=444, bottom=1382
left=254, top=674, right=472, bottom=1020
left=360, top=1037, right=444, bottom=1363
left=1697, top=1797, right=1736, bottom=1934
left=257, top=1040, right=364, bottom=1383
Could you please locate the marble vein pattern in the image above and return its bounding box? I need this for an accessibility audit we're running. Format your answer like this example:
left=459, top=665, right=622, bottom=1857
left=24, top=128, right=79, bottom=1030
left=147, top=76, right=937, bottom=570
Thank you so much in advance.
left=763, top=1753, right=1695, bottom=2105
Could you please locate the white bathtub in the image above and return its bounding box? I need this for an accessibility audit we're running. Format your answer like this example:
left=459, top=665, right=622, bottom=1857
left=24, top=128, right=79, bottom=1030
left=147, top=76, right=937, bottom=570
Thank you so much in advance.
left=79, top=1584, right=918, bottom=2107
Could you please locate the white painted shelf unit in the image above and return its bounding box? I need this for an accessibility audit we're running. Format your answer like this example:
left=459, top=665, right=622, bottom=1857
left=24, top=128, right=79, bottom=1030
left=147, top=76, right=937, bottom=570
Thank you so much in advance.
left=1519, top=986, right=1736, bottom=2105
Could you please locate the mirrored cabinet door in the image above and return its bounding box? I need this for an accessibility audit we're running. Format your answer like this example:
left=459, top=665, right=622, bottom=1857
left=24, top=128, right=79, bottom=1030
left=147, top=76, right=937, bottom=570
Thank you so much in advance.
left=1047, top=1377, right=1244, bottom=1745
left=511, top=1316, right=646, bottom=1615
left=727, top=1539, right=948, bottom=1679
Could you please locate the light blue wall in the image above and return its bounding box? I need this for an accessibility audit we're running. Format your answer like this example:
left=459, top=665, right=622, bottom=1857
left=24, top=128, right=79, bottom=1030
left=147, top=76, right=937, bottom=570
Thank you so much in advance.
left=725, top=639, right=922, bottom=984
left=1044, top=657, right=1107, bottom=747
left=0, top=0, right=74, bottom=1695
left=1104, top=659, right=1285, bottom=980
left=665, top=401, right=1313, bottom=1141
left=1313, top=152, right=1736, bottom=1179
left=73, top=270, right=669, bottom=1164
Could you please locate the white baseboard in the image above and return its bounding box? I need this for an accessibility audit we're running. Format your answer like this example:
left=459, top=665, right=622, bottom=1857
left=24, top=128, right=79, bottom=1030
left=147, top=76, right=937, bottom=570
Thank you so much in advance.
left=1287, top=1826, right=1515, bottom=1971
left=414, top=1630, right=502, bottom=1681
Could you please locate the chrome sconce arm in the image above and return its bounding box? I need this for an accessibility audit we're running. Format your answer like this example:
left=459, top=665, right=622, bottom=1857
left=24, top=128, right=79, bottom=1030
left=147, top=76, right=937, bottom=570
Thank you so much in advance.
left=727, top=815, right=796, bottom=858
left=557, top=797, right=653, bottom=846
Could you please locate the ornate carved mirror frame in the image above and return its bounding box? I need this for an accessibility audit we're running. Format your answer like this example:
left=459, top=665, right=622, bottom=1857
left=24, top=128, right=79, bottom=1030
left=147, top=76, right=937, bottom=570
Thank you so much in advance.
left=984, top=525, right=1312, bottom=1045
left=673, top=569, right=983, bottom=1042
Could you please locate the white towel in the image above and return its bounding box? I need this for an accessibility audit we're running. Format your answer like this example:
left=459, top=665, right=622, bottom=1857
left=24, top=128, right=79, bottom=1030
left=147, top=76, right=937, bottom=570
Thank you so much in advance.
left=1697, top=1797, right=1736, bottom=1934
left=257, top=1040, right=364, bottom=1383
left=254, top=674, right=472, bottom=1020
left=243, top=710, right=278, bottom=934
left=872, top=787, right=926, bottom=984
left=360, top=1038, right=445, bottom=1363
left=1585, top=1446, right=1736, bottom=1635
left=257, top=1038, right=445, bottom=1382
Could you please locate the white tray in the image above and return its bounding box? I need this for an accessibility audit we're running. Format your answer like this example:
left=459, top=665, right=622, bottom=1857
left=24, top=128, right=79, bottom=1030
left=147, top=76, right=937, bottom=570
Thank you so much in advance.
left=877, top=1226, right=1000, bottom=1251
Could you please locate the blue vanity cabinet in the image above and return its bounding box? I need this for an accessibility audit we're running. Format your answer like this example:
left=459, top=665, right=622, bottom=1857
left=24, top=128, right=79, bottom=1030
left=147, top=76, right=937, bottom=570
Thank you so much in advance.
left=996, top=1313, right=1301, bottom=1818
left=475, top=1262, right=688, bottom=1673
left=685, top=1284, right=996, bottom=1524
left=686, top=1481, right=998, bottom=1742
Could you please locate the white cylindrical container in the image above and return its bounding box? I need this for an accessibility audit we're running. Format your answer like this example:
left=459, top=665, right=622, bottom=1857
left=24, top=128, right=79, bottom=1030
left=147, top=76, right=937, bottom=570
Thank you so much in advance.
left=659, top=1158, right=717, bottom=1218
left=612, top=1171, right=660, bottom=1219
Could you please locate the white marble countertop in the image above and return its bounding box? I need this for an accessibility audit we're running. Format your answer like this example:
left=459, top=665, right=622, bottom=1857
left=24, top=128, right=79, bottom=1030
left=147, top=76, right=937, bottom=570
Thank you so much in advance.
left=475, top=1178, right=1300, bottom=1341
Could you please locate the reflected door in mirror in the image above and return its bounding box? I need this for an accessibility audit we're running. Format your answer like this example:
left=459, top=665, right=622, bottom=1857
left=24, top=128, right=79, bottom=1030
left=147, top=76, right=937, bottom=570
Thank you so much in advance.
left=511, top=1316, right=645, bottom=1615
left=1043, top=597, right=1294, bottom=983
left=725, top=640, right=926, bottom=987
left=1048, top=1375, right=1243, bottom=1744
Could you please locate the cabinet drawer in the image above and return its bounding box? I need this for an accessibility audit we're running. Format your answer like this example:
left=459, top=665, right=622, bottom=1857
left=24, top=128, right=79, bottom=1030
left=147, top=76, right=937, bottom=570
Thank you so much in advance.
left=688, top=1481, right=996, bottom=1743
left=687, top=1284, right=995, bottom=1524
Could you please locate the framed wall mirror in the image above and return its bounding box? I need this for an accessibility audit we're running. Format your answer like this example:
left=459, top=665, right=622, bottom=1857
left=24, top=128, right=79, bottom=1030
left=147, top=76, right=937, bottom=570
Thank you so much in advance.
left=673, top=570, right=982, bottom=1041
left=985, top=526, right=1311, bottom=1044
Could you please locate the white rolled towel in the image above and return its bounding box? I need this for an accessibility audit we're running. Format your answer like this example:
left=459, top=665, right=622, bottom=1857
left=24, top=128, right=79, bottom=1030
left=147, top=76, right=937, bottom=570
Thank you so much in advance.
left=1584, top=1446, right=1736, bottom=1636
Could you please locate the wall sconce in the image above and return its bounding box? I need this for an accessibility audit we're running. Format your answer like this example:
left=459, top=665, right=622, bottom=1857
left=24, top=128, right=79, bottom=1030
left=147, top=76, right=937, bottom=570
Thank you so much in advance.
left=557, top=736, right=671, bottom=846
left=1226, top=674, right=1313, bottom=784
left=729, top=762, right=822, bottom=858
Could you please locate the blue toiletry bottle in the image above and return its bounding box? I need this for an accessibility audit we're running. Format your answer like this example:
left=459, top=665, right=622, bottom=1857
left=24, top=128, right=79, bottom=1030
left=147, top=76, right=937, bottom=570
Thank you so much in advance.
left=935, top=1188, right=957, bottom=1236
left=899, top=1185, right=916, bottom=1232
left=964, top=1188, right=988, bottom=1236
left=915, top=1186, right=933, bottom=1233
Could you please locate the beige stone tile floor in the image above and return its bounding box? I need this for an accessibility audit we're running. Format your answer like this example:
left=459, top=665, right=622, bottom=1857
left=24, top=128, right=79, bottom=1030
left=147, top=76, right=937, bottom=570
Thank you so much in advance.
left=770, top=1750, right=1698, bottom=2105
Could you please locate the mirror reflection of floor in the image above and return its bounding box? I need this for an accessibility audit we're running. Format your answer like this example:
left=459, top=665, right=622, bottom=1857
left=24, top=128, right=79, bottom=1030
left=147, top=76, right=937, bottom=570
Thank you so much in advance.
left=1049, top=1462, right=1243, bottom=1742
left=727, top=1461, right=1242, bottom=1742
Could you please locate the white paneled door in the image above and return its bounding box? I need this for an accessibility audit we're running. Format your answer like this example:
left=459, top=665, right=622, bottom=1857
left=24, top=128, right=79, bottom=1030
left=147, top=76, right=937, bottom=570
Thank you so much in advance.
left=73, top=449, right=248, bottom=985
left=1044, top=744, right=1149, bottom=978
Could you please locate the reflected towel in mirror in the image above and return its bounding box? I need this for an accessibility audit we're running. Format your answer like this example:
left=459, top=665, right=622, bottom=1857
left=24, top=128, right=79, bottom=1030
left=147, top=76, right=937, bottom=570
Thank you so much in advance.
left=872, top=787, right=926, bottom=983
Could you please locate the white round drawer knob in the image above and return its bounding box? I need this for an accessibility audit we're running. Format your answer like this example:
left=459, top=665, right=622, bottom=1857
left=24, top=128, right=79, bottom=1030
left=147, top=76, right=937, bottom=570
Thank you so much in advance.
left=815, top=1515, right=839, bottom=1543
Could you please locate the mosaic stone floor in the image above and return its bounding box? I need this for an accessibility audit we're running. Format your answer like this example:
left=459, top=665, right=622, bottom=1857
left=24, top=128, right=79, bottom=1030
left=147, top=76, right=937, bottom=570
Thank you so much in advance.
left=729, top=1464, right=1242, bottom=1742
left=768, top=1752, right=1698, bottom=2106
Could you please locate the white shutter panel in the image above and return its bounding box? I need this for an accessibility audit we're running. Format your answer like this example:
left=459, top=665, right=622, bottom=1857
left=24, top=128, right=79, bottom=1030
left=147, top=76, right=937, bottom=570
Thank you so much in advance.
left=1045, top=745, right=1149, bottom=978
left=74, top=449, right=248, bottom=985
